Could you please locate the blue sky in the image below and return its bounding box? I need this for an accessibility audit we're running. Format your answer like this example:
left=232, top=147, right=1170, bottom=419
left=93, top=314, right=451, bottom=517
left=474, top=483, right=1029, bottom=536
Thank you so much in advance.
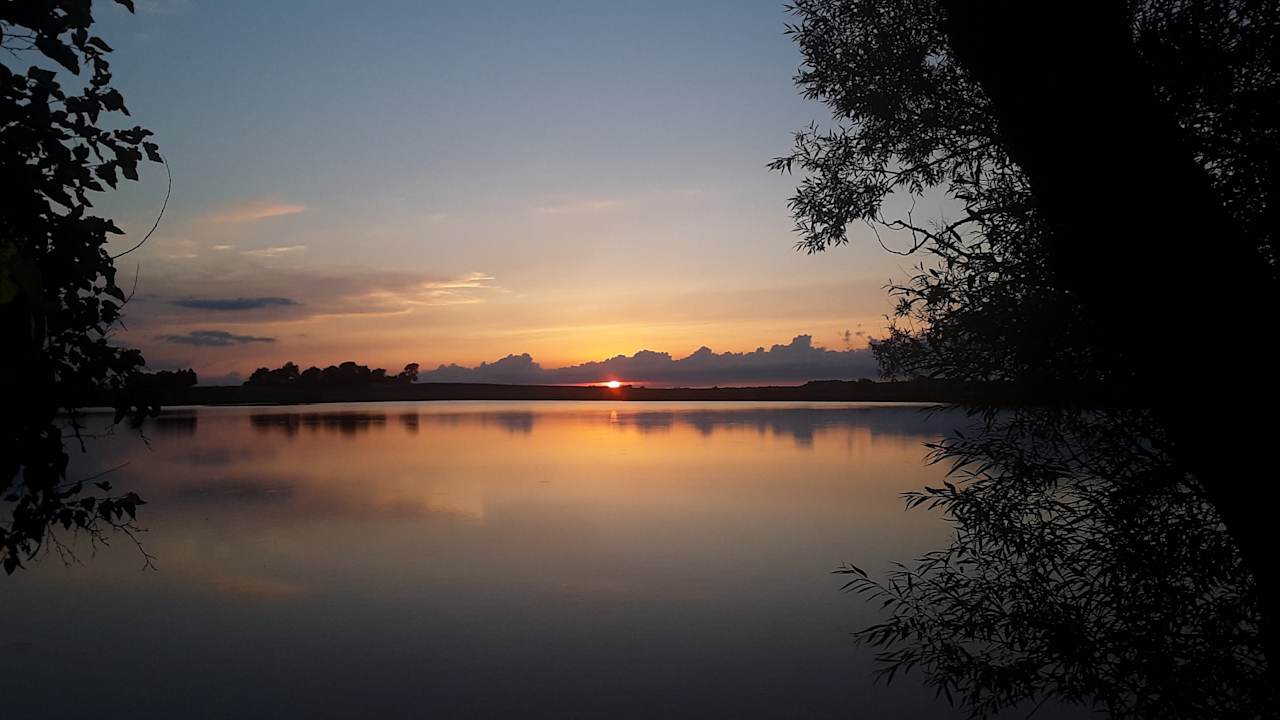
left=87, top=0, right=928, bottom=383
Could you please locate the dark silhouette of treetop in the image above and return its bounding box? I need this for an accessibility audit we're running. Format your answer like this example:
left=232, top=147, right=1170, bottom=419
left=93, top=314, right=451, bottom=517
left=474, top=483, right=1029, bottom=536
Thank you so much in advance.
left=246, top=361, right=421, bottom=388
left=773, top=0, right=1276, bottom=397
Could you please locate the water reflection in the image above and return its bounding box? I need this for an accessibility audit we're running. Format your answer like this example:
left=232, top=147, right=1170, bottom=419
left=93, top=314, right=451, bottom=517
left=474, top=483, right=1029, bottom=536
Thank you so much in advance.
left=1, top=401, right=972, bottom=719
left=842, top=409, right=1269, bottom=718
left=141, top=410, right=198, bottom=436
left=246, top=403, right=951, bottom=446
left=248, top=410, right=388, bottom=435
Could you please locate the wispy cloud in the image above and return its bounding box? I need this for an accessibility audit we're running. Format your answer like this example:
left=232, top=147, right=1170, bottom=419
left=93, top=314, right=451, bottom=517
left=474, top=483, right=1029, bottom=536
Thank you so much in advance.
left=414, top=272, right=499, bottom=305
left=241, top=245, right=306, bottom=257
left=531, top=188, right=707, bottom=216
left=420, top=272, right=496, bottom=290
left=205, top=198, right=306, bottom=223
left=534, top=199, right=625, bottom=215
left=342, top=272, right=500, bottom=313
left=159, top=330, right=277, bottom=347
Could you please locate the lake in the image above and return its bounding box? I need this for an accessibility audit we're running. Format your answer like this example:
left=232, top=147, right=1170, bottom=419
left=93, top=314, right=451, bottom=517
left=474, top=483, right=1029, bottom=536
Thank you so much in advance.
left=3, top=401, right=973, bottom=718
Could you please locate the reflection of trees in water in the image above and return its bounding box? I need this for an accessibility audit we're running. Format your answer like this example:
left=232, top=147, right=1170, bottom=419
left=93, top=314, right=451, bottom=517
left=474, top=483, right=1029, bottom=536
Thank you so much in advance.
left=139, top=413, right=198, bottom=436
left=247, top=406, right=956, bottom=444
left=841, top=410, right=1268, bottom=718
left=250, top=411, right=539, bottom=436
left=249, top=412, right=388, bottom=436
left=613, top=407, right=952, bottom=446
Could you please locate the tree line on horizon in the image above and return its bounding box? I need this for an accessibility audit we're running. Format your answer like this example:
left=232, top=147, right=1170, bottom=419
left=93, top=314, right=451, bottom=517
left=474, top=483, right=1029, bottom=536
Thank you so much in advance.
left=245, top=361, right=420, bottom=388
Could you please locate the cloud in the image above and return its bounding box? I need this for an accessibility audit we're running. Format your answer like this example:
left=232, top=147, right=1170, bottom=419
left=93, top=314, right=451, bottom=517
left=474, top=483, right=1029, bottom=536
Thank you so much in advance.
left=159, top=330, right=277, bottom=347
left=241, top=245, right=306, bottom=257
left=420, top=272, right=495, bottom=290
left=172, top=296, right=300, bottom=311
left=419, top=335, right=879, bottom=387
left=125, top=268, right=502, bottom=333
left=534, top=199, right=625, bottom=215
left=334, top=271, right=500, bottom=313
left=205, top=198, right=306, bottom=223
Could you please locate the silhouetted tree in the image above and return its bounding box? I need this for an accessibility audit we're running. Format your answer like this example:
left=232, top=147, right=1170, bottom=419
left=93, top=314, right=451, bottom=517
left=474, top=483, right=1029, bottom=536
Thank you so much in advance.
left=247, top=361, right=300, bottom=386
left=397, top=363, right=419, bottom=384
left=773, top=0, right=1275, bottom=393
left=245, top=361, right=420, bottom=388
left=2, top=1, right=161, bottom=573
left=775, top=0, right=1279, bottom=714
left=129, top=368, right=197, bottom=405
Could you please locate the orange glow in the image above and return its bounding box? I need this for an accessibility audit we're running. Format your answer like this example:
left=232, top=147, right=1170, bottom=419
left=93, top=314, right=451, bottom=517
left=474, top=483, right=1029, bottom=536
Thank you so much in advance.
left=604, top=380, right=622, bottom=389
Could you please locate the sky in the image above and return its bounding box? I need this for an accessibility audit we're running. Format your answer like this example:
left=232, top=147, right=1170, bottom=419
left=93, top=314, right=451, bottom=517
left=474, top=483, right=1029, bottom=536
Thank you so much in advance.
left=89, top=0, right=930, bottom=385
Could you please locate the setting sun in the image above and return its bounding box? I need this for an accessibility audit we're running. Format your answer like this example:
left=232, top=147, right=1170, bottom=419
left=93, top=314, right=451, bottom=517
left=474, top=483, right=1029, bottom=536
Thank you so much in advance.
left=604, top=381, right=622, bottom=389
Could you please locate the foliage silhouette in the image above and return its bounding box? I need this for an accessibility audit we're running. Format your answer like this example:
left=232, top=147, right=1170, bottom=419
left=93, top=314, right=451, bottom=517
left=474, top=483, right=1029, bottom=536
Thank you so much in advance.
left=776, top=0, right=1279, bottom=715
left=773, top=0, right=1275, bottom=394
left=128, top=368, right=197, bottom=406
left=2, top=1, right=162, bottom=573
left=246, top=361, right=421, bottom=388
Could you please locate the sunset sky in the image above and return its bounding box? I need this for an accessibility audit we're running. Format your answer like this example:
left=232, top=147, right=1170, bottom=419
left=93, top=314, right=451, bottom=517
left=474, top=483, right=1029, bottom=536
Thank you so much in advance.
left=93, top=0, right=937, bottom=385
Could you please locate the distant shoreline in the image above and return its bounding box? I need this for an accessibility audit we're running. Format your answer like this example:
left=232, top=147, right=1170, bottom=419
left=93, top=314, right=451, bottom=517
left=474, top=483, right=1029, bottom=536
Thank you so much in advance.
left=137, top=379, right=968, bottom=408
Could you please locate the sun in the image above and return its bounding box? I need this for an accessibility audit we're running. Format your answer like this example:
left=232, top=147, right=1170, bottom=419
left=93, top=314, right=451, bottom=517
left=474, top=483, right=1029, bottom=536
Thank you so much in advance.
left=604, top=380, right=622, bottom=389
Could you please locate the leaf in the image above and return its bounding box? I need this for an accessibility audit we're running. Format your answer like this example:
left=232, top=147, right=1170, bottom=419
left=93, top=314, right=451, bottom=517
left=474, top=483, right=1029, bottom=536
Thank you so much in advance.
left=115, top=0, right=137, bottom=11
left=100, top=89, right=127, bottom=113
left=27, top=67, right=57, bottom=86
left=35, top=36, right=81, bottom=74
left=95, top=162, right=118, bottom=188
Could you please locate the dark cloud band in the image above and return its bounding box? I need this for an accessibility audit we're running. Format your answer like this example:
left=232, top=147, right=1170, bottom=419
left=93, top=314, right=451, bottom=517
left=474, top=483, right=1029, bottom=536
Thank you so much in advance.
left=159, top=330, right=277, bottom=347
left=173, top=297, right=299, bottom=311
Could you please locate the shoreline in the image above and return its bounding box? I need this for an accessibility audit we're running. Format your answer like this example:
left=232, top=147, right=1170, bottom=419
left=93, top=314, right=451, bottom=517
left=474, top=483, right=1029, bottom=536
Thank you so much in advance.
left=126, top=379, right=968, bottom=408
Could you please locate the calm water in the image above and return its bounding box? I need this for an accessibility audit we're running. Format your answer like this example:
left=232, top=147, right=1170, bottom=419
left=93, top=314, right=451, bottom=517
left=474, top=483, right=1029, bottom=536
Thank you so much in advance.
left=3, top=401, right=971, bottom=718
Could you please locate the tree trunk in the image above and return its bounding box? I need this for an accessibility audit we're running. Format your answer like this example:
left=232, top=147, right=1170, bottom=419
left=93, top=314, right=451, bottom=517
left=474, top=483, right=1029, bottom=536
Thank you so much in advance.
left=939, top=0, right=1280, bottom=670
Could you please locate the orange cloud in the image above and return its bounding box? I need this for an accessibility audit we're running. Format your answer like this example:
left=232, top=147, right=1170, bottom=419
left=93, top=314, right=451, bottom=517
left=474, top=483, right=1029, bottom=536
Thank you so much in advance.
left=205, top=197, right=306, bottom=223
left=340, top=272, right=500, bottom=314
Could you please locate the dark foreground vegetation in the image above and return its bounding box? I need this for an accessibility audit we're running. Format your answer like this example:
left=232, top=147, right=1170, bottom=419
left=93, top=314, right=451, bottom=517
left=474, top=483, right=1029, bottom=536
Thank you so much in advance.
left=3, top=1, right=164, bottom=572
left=776, top=0, right=1278, bottom=716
